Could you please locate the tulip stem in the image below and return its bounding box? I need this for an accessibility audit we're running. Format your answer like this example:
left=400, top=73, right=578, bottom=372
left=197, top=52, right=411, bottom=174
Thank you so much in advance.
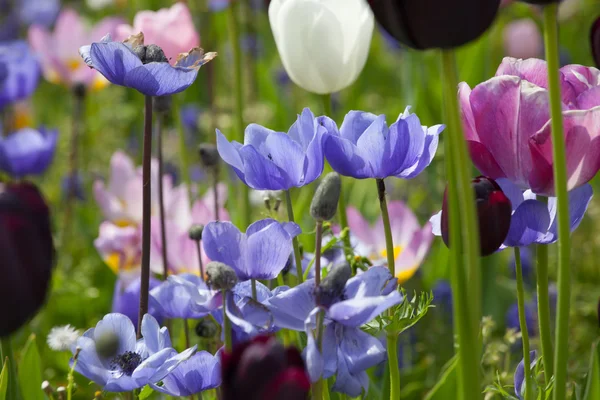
left=543, top=6, right=571, bottom=400
left=138, top=95, right=153, bottom=338
left=1, top=337, right=21, bottom=400
left=441, top=49, right=481, bottom=400
left=156, top=112, right=169, bottom=280
left=376, top=179, right=395, bottom=277
left=315, top=221, right=323, bottom=285
left=222, top=289, right=233, bottom=352
left=227, top=0, right=251, bottom=229
left=514, top=248, right=533, bottom=400
left=286, top=190, right=304, bottom=283
left=536, top=239, right=554, bottom=378
left=387, top=331, right=400, bottom=400
left=195, top=239, right=205, bottom=281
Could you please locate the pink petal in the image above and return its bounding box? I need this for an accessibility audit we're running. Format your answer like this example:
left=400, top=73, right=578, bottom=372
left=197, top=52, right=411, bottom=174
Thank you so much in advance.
left=575, top=85, right=600, bottom=110
left=396, top=222, right=434, bottom=270
left=529, top=106, right=600, bottom=195
left=90, top=17, right=125, bottom=42
left=346, top=206, right=377, bottom=248
left=385, top=201, right=420, bottom=247
left=560, top=64, right=600, bottom=101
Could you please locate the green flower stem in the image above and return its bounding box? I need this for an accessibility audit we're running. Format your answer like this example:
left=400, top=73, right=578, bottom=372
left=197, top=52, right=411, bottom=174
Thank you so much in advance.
left=251, top=279, right=258, bottom=301
left=227, top=0, right=251, bottom=229
left=222, top=289, right=233, bottom=352
left=514, top=248, right=533, bottom=400
left=138, top=95, right=153, bottom=338
left=542, top=6, right=571, bottom=399
left=321, top=94, right=352, bottom=262
left=536, top=239, right=554, bottom=378
left=67, top=347, right=81, bottom=400
left=315, top=221, right=323, bottom=285
left=312, top=309, right=326, bottom=400
left=286, top=190, right=304, bottom=283
left=0, top=337, right=20, bottom=400
left=376, top=179, right=395, bottom=277
left=441, top=49, right=481, bottom=399
left=387, top=331, right=400, bottom=400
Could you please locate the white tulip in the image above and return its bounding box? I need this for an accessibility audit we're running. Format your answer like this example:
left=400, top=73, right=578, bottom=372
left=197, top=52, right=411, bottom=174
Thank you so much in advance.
left=269, top=0, right=374, bottom=95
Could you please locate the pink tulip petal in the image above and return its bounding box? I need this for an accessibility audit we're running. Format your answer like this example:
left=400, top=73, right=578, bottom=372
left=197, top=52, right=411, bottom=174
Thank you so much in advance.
left=346, top=206, right=376, bottom=248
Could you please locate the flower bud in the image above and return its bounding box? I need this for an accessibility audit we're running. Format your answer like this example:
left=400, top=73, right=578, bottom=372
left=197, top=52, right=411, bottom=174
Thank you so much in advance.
left=195, top=317, right=219, bottom=338
left=188, top=224, right=204, bottom=241
left=310, top=172, right=341, bottom=222
left=0, top=182, right=54, bottom=337
left=441, top=176, right=512, bottom=256
left=221, top=335, right=310, bottom=400
left=314, top=263, right=351, bottom=308
left=206, top=261, right=238, bottom=290
left=198, top=143, right=220, bottom=168
left=592, top=16, right=600, bottom=68
left=368, top=0, right=500, bottom=49
left=94, top=331, right=120, bottom=359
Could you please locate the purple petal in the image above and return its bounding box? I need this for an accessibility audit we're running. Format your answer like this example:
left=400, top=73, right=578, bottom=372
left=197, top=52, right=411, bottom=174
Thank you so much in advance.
left=268, top=280, right=316, bottom=331
left=323, top=134, right=370, bottom=179
left=328, top=290, right=402, bottom=327
left=344, top=266, right=397, bottom=298
left=339, top=327, right=386, bottom=374
left=89, top=41, right=142, bottom=86
left=202, top=221, right=245, bottom=276
left=238, top=145, right=292, bottom=190
left=354, top=114, right=389, bottom=177
left=151, top=351, right=221, bottom=396
left=503, top=199, right=550, bottom=247
left=288, top=108, right=317, bottom=151
left=124, top=62, right=199, bottom=96
left=496, top=178, right=525, bottom=211
left=541, top=183, right=593, bottom=244
left=245, top=221, right=295, bottom=280
left=331, top=345, right=369, bottom=397
left=0, top=128, right=57, bottom=178
left=514, top=351, right=536, bottom=399
left=94, top=313, right=136, bottom=356
left=339, top=111, right=379, bottom=144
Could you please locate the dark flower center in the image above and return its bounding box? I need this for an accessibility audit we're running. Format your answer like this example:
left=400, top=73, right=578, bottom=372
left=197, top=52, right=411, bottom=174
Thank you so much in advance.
left=133, top=44, right=169, bottom=64
left=110, top=351, right=142, bottom=376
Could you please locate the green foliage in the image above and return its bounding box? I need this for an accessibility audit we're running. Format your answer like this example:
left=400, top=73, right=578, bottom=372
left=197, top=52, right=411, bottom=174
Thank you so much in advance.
left=0, top=358, right=8, bottom=400
left=18, top=335, right=43, bottom=400
left=583, top=340, right=600, bottom=400
left=424, top=355, right=458, bottom=400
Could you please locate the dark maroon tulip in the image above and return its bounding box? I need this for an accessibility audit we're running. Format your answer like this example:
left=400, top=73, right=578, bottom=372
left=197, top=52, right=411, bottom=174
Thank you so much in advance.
left=441, top=176, right=512, bottom=257
left=221, top=335, right=310, bottom=400
left=519, top=0, right=562, bottom=4
left=592, top=16, right=600, bottom=68
left=368, top=0, right=501, bottom=49
left=0, top=182, right=54, bottom=337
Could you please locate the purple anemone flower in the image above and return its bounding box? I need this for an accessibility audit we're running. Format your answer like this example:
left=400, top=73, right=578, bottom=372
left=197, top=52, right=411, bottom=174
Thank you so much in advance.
left=321, top=107, right=443, bottom=179
left=430, top=179, right=593, bottom=249
left=0, top=41, right=40, bottom=109
left=460, top=57, right=600, bottom=196
left=202, top=219, right=301, bottom=281
left=151, top=351, right=221, bottom=396
left=216, top=108, right=326, bottom=190
left=0, top=127, right=58, bottom=178
left=79, top=33, right=216, bottom=96
left=112, top=276, right=163, bottom=328
left=267, top=266, right=402, bottom=397
left=514, top=351, right=537, bottom=400
left=149, top=274, right=221, bottom=320
left=73, top=313, right=196, bottom=392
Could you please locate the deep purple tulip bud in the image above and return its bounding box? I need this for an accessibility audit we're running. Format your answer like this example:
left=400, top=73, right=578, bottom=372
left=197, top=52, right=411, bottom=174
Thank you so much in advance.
left=441, top=176, right=512, bottom=257
left=221, top=335, right=310, bottom=400
left=591, top=16, right=600, bottom=68
left=0, top=182, right=54, bottom=337
left=368, top=0, right=500, bottom=49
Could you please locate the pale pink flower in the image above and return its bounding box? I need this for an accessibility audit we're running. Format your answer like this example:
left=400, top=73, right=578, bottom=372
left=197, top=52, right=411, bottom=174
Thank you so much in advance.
left=117, top=2, right=199, bottom=65
left=503, top=19, right=543, bottom=60
left=347, top=201, right=433, bottom=283
left=94, top=222, right=141, bottom=282
left=28, top=9, right=123, bottom=89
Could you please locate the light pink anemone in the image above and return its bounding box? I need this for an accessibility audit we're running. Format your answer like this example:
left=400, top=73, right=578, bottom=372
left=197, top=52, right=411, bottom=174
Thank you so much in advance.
left=460, top=57, right=600, bottom=196
left=94, top=222, right=142, bottom=282
left=93, top=150, right=189, bottom=227
left=117, top=2, right=199, bottom=65
left=28, top=9, right=123, bottom=89
left=347, top=201, right=433, bottom=283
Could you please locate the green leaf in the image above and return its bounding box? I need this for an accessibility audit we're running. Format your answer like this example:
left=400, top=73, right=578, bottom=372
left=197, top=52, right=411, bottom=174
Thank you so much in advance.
left=583, top=340, right=600, bottom=400
left=424, top=355, right=458, bottom=400
left=139, top=385, right=154, bottom=400
left=0, top=358, right=8, bottom=400
left=17, top=335, right=43, bottom=400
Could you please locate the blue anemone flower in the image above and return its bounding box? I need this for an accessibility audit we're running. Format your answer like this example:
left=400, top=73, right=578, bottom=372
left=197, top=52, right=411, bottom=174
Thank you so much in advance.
left=216, top=108, right=326, bottom=190
left=202, top=219, right=301, bottom=281
left=112, top=277, right=163, bottom=328
left=514, top=351, right=537, bottom=400
left=149, top=274, right=221, bottom=320
left=79, top=33, right=216, bottom=97
left=0, top=41, right=40, bottom=109
left=151, top=351, right=221, bottom=396
left=321, top=107, right=443, bottom=179
left=267, top=266, right=402, bottom=397
left=0, top=127, right=57, bottom=178
left=73, top=313, right=196, bottom=392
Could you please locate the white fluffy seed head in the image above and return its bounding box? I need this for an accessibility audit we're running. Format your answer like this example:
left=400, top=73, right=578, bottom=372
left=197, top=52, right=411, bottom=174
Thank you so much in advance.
left=47, top=325, right=80, bottom=352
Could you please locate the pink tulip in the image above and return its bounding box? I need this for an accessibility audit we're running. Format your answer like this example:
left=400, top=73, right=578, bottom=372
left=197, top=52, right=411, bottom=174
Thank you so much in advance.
left=28, top=9, right=123, bottom=89
left=460, top=57, right=600, bottom=196
left=347, top=201, right=433, bottom=283
left=117, top=2, right=199, bottom=65
left=503, top=19, right=543, bottom=59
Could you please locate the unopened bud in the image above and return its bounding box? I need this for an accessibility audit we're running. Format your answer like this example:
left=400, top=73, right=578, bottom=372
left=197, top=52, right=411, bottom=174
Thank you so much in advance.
left=94, top=331, right=120, bottom=359
left=195, top=317, right=219, bottom=338
left=206, top=261, right=238, bottom=291
left=310, top=173, right=341, bottom=222
left=198, top=144, right=220, bottom=168
left=314, top=263, right=351, bottom=308
left=153, top=95, right=172, bottom=114
left=41, top=381, right=52, bottom=394
left=188, top=224, right=204, bottom=241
